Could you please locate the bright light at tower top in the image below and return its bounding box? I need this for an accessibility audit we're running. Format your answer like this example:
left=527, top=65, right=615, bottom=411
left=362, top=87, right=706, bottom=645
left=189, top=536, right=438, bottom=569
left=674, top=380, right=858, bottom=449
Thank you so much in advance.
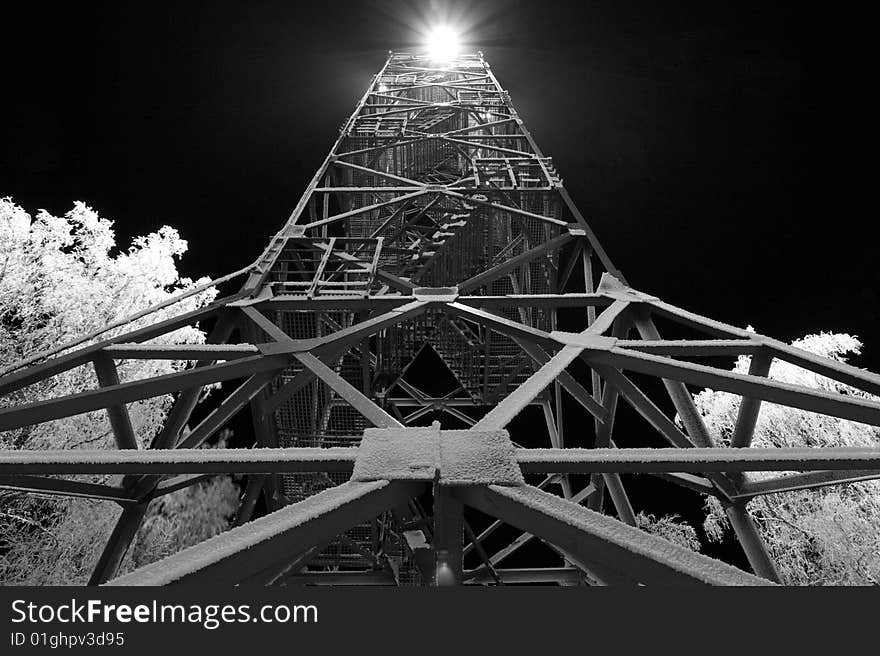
left=425, top=25, right=461, bottom=62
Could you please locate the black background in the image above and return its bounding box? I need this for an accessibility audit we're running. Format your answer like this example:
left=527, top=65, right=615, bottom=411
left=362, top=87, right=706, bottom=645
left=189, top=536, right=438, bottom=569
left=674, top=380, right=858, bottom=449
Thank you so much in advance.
left=2, top=0, right=877, bottom=570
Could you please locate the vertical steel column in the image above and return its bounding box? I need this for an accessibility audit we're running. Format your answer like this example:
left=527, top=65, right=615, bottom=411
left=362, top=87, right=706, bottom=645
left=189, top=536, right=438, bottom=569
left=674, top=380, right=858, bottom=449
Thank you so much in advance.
left=731, top=350, right=774, bottom=448
left=92, top=352, right=139, bottom=450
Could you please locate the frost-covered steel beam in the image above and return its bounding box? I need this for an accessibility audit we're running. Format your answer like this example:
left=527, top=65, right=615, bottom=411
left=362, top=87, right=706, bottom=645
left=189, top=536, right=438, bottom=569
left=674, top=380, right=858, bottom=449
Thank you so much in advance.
left=516, top=447, right=880, bottom=474
left=4, top=446, right=878, bottom=477
left=292, top=352, right=402, bottom=428
left=586, top=346, right=880, bottom=427
left=259, top=300, right=430, bottom=417
left=306, top=299, right=430, bottom=355
left=457, top=293, right=610, bottom=309
left=462, top=475, right=560, bottom=560
left=734, top=469, right=880, bottom=497
left=441, top=303, right=557, bottom=350
left=0, top=447, right=359, bottom=475
left=240, top=306, right=292, bottom=344
left=645, top=299, right=756, bottom=340
left=645, top=300, right=880, bottom=398
left=0, top=354, right=291, bottom=431
left=510, top=339, right=607, bottom=421
left=457, top=484, right=774, bottom=586
left=614, top=339, right=762, bottom=357
left=509, top=346, right=586, bottom=414
left=474, top=345, right=586, bottom=430
left=544, top=542, right=637, bottom=585
left=630, top=313, right=717, bottom=450
left=105, top=480, right=426, bottom=585
left=251, top=295, right=414, bottom=312
left=302, top=189, right=429, bottom=230
left=0, top=475, right=133, bottom=503
left=595, top=366, right=696, bottom=449
left=765, top=339, right=880, bottom=397
left=476, top=483, right=598, bottom=571
left=102, top=343, right=261, bottom=360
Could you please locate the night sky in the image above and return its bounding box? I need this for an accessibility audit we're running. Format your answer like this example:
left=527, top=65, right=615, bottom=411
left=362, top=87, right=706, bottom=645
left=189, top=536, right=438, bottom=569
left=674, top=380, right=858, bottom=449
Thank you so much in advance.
left=3, top=0, right=877, bottom=368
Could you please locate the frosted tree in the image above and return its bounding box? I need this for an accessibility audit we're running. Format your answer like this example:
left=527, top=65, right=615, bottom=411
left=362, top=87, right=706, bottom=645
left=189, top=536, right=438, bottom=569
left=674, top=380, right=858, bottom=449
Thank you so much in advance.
left=636, top=512, right=701, bottom=552
left=0, top=197, right=240, bottom=584
left=695, top=329, right=880, bottom=585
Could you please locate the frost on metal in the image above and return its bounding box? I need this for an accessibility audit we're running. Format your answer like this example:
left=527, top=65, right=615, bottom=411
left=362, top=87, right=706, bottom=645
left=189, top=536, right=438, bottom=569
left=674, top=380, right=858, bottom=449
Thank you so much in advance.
left=477, top=485, right=774, bottom=586
left=352, top=422, right=524, bottom=486
left=351, top=426, right=438, bottom=482
left=106, top=479, right=420, bottom=585
left=438, top=429, right=524, bottom=486
left=514, top=446, right=880, bottom=474
left=0, top=446, right=360, bottom=475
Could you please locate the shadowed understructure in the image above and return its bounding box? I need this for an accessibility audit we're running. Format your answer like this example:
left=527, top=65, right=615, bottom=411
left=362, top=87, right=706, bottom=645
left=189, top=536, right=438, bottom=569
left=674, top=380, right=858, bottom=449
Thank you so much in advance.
left=2, top=51, right=879, bottom=586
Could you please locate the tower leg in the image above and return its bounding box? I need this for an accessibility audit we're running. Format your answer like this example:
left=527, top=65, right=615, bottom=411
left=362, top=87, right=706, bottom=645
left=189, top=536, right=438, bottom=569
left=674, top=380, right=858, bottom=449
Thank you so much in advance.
left=87, top=502, right=149, bottom=585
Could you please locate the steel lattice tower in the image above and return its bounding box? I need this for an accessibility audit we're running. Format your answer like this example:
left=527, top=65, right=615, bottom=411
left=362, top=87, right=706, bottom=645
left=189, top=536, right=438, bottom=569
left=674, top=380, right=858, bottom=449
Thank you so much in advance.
left=3, top=50, right=880, bottom=586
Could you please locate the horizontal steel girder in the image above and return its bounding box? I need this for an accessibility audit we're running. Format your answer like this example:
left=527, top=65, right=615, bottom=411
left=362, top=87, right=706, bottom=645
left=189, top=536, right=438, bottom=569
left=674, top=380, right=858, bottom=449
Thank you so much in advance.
left=3, top=446, right=878, bottom=476
left=0, top=447, right=360, bottom=475
left=0, top=354, right=290, bottom=431
left=515, top=447, right=880, bottom=473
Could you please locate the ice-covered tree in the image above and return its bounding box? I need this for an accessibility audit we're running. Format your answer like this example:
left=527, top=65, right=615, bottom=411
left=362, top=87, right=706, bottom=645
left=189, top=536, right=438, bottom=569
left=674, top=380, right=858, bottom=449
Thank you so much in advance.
left=635, top=512, right=701, bottom=552
left=695, top=329, right=880, bottom=585
left=0, top=197, right=240, bottom=584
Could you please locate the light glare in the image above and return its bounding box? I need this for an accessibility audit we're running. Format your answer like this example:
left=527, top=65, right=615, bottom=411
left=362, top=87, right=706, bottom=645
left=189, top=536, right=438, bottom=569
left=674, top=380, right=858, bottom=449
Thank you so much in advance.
left=426, top=25, right=460, bottom=62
